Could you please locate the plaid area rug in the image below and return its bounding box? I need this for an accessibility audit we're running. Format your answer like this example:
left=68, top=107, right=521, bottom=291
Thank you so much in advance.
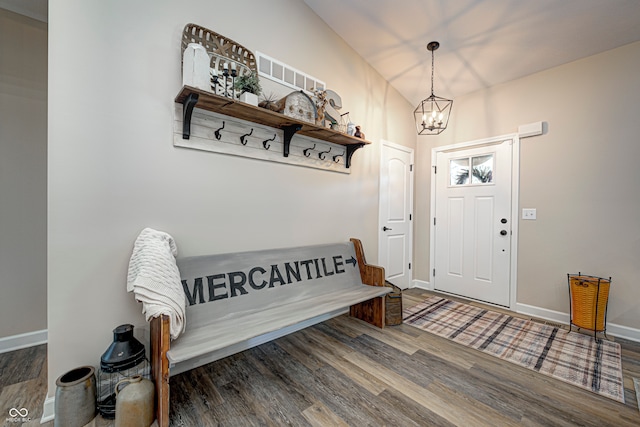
left=404, top=296, right=625, bottom=403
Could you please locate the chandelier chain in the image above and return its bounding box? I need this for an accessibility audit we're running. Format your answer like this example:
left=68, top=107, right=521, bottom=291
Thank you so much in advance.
left=431, top=47, right=435, bottom=97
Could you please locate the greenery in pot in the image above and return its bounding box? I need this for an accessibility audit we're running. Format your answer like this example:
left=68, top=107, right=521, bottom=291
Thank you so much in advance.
left=234, top=72, right=262, bottom=96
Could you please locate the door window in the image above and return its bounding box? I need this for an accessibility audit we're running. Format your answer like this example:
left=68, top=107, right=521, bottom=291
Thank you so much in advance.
left=449, top=158, right=470, bottom=185
left=449, top=154, right=494, bottom=186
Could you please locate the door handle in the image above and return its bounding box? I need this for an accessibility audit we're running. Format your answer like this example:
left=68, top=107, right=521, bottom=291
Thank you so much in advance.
left=383, top=226, right=393, bottom=231
left=500, top=230, right=508, bottom=236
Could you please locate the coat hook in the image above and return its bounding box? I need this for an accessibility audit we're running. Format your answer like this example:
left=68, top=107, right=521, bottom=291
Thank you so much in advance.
left=263, top=134, right=276, bottom=150
left=240, top=128, right=253, bottom=145
left=333, top=150, right=345, bottom=163
left=303, top=144, right=316, bottom=157
left=318, top=146, right=332, bottom=160
left=214, top=121, right=225, bottom=140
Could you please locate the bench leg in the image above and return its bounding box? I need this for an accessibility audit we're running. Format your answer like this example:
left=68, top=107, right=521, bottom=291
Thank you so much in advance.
left=350, top=297, right=385, bottom=328
left=151, top=315, right=170, bottom=427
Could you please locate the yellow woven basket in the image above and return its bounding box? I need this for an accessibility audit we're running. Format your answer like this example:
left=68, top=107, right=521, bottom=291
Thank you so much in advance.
left=568, top=274, right=610, bottom=332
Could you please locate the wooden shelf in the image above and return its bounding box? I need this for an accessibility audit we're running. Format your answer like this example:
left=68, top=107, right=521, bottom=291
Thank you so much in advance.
left=175, top=86, right=370, bottom=168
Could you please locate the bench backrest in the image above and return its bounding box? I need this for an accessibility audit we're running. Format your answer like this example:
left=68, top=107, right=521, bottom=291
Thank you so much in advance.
left=177, top=241, right=363, bottom=328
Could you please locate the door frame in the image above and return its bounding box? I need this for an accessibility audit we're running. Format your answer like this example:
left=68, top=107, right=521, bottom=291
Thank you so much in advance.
left=378, top=139, right=415, bottom=288
left=430, top=133, right=520, bottom=309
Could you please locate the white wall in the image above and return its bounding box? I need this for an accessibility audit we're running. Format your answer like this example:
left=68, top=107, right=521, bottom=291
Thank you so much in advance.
left=0, top=8, right=47, bottom=339
left=47, top=0, right=415, bottom=395
left=414, top=41, right=640, bottom=330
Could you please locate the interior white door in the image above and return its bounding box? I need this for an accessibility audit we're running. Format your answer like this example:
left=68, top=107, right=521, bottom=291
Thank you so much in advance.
left=379, top=141, right=414, bottom=289
left=433, top=140, right=512, bottom=306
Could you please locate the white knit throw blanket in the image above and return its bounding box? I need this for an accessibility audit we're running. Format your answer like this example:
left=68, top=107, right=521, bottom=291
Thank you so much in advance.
left=127, top=228, right=186, bottom=339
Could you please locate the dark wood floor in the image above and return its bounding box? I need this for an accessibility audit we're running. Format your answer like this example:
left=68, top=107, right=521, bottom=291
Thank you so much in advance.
left=2, top=289, right=639, bottom=426
left=0, top=344, right=48, bottom=426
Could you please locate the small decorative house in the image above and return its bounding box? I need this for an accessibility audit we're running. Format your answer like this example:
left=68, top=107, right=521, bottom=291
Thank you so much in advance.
left=279, top=90, right=317, bottom=124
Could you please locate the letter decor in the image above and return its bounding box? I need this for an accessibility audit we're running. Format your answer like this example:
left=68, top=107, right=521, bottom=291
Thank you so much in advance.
left=175, top=242, right=369, bottom=327
left=312, top=89, right=355, bottom=135
left=173, top=105, right=351, bottom=173
left=181, top=254, right=357, bottom=305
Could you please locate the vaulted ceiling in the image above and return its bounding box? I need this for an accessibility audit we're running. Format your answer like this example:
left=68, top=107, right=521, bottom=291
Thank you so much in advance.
left=304, top=0, right=640, bottom=105
left=4, top=0, right=640, bottom=107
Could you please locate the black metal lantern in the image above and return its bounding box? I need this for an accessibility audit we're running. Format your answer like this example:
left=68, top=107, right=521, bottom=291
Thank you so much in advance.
left=97, top=324, right=151, bottom=419
left=414, top=41, right=453, bottom=135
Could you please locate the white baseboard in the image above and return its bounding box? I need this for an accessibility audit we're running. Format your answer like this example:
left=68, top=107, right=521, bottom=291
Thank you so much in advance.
left=411, top=279, right=431, bottom=290
left=515, top=303, right=568, bottom=324
left=0, top=329, right=47, bottom=354
left=516, top=303, right=640, bottom=343
left=604, top=323, right=640, bottom=342
left=41, top=395, right=55, bottom=423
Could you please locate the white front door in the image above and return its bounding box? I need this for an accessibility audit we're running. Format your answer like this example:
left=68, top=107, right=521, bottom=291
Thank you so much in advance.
left=433, top=139, right=512, bottom=306
left=379, top=141, right=414, bottom=289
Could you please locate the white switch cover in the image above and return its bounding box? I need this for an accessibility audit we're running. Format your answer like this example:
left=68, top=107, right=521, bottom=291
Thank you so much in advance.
left=522, top=208, right=537, bottom=220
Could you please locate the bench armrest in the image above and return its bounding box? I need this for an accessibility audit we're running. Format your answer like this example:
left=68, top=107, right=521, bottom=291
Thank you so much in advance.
left=350, top=238, right=387, bottom=328
left=350, top=238, right=385, bottom=287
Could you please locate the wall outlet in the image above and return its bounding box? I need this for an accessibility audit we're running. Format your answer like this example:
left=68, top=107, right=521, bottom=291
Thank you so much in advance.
left=522, top=208, right=537, bottom=220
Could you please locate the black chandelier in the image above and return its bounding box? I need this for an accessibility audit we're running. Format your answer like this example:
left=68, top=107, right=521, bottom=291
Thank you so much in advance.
left=414, top=41, right=453, bottom=135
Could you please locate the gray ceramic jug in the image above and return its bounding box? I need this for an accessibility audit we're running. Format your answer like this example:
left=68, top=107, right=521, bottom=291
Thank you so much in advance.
left=54, top=366, right=97, bottom=427
left=115, top=375, right=155, bottom=427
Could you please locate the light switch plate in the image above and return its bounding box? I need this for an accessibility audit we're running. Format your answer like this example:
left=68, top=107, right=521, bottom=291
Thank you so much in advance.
left=522, top=208, right=537, bottom=220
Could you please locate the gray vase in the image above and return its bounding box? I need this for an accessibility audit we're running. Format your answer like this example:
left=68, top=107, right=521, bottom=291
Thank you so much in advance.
left=115, top=375, right=155, bottom=427
left=55, top=366, right=97, bottom=427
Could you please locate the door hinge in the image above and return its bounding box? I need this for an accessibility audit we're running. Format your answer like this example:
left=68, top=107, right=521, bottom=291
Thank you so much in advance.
left=433, top=165, right=437, bottom=174
left=410, top=164, right=413, bottom=172
left=409, top=214, right=412, bottom=221
left=409, top=263, right=412, bottom=270
left=433, top=268, right=436, bottom=277
left=433, top=217, right=436, bottom=226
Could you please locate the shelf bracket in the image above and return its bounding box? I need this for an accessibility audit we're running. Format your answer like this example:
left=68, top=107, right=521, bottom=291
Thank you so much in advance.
left=345, top=143, right=365, bottom=168
left=282, top=124, right=302, bottom=157
left=181, top=93, right=199, bottom=139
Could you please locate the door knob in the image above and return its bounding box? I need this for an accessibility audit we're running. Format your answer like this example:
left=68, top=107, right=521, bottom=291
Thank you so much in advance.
left=383, top=226, right=392, bottom=231
left=500, top=230, right=508, bottom=236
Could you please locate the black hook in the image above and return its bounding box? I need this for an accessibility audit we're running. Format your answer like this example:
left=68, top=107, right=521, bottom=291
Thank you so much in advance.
left=318, top=146, right=332, bottom=160
left=214, top=121, right=225, bottom=140
left=240, top=128, right=253, bottom=145
left=303, top=144, right=316, bottom=157
left=333, top=150, right=345, bottom=163
left=263, top=134, right=276, bottom=150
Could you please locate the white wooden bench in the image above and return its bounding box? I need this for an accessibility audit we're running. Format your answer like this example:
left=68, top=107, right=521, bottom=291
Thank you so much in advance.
left=150, top=238, right=390, bottom=426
